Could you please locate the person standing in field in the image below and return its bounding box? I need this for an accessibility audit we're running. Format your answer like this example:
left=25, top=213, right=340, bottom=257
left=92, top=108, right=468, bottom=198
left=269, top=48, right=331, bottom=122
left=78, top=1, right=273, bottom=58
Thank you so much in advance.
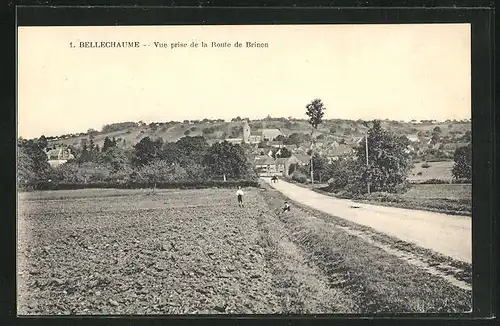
left=236, top=186, right=244, bottom=207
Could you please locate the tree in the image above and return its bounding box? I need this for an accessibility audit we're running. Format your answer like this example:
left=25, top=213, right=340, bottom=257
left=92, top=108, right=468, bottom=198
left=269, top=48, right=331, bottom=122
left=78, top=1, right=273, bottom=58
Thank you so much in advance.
left=17, top=146, right=38, bottom=188
left=133, top=137, right=162, bottom=166
left=430, top=133, right=440, bottom=145
left=276, top=147, right=292, bottom=158
left=274, top=134, right=286, bottom=142
left=305, top=98, right=326, bottom=184
left=159, top=142, right=183, bottom=164
left=149, top=122, right=158, bottom=131
left=283, top=133, right=303, bottom=146
left=17, top=137, right=52, bottom=188
left=102, top=137, right=113, bottom=153
left=452, top=143, right=471, bottom=180
left=430, top=126, right=442, bottom=145
left=229, top=125, right=243, bottom=138
left=307, top=153, right=327, bottom=182
left=329, top=126, right=337, bottom=134
left=136, top=160, right=188, bottom=186
left=87, top=128, right=99, bottom=137
left=324, top=157, right=357, bottom=192
left=351, top=120, right=413, bottom=194
left=462, top=130, right=471, bottom=142
left=176, top=136, right=208, bottom=161
left=55, top=161, right=112, bottom=184
left=204, top=141, right=250, bottom=181
left=101, top=146, right=129, bottom=172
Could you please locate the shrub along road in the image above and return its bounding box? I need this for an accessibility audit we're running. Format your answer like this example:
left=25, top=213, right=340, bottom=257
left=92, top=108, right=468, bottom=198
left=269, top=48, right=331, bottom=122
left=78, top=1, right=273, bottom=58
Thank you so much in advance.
left=262, top=178, right=471, bottom=264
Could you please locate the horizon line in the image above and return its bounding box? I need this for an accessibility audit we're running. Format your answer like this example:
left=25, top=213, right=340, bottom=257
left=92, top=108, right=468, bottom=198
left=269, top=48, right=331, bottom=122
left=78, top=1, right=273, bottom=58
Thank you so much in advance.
left=19, top=116, right=472, bottom=140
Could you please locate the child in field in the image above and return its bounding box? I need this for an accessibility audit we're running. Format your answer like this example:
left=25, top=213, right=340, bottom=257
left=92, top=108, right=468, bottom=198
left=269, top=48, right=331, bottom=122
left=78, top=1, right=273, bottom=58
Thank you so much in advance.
left=282, top=201, right=290, bottom=213
left=236, top=186, right=244, bottom=207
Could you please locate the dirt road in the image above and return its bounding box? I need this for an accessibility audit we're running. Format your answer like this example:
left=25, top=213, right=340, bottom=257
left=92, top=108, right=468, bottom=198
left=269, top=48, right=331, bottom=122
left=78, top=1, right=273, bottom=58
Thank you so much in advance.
left=262, top=178, right=471, bottom=263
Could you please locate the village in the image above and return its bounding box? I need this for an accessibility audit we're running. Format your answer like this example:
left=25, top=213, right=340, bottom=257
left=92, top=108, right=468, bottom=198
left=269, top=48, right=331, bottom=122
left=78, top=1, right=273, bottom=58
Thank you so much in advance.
left=41, top=117, right=471, bottom=184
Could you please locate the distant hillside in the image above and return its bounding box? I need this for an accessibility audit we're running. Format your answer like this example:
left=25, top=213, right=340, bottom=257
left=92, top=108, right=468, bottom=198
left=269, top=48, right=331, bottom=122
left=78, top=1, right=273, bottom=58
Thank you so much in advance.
left=45, top=118, right=471, bottom=150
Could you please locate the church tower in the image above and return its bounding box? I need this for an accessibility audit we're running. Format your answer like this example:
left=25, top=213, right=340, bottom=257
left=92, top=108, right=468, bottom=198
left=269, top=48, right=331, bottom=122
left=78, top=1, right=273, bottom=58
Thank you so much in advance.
left=243, top=119, right=251, bottom=143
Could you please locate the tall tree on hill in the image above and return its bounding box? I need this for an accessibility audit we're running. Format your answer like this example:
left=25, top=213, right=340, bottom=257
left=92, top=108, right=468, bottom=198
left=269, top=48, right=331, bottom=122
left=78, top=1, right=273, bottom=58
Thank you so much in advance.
left=305, top=98, right=326, bottom=184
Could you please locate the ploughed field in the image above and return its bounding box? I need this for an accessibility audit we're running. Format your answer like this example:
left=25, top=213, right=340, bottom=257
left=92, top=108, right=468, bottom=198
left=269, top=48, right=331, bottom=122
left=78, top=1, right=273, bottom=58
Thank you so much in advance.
left=18, top=187, right=471, bottom=315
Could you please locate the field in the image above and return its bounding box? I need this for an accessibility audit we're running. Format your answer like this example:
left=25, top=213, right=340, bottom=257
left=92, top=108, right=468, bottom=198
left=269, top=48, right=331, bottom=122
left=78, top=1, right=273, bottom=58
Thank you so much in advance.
left=18, top=187, right=471, bottom=315
left=354, top=184, right=472, bottom=216
left=409, top=161, right=454, bottom=183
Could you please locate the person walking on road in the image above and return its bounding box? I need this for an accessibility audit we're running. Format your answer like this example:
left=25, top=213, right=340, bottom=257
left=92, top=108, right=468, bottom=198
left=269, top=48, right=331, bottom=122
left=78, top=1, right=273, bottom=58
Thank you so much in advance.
left=236, top=186, right=244, bottom=207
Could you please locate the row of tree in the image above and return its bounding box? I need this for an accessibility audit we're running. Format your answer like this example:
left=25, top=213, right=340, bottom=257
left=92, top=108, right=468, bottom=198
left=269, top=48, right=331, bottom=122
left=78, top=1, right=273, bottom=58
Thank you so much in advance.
left=17, top=134, right=256, bottom=190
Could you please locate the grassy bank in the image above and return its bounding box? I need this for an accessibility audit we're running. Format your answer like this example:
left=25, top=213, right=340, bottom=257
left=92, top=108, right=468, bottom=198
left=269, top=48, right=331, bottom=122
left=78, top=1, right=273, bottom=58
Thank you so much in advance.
left=260, top=187, right=472, bottom=313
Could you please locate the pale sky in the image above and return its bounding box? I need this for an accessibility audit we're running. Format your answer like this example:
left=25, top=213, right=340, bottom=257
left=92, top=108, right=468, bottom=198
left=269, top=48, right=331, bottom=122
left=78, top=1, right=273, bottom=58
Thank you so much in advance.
left=18, top=24, right=471, bottom=139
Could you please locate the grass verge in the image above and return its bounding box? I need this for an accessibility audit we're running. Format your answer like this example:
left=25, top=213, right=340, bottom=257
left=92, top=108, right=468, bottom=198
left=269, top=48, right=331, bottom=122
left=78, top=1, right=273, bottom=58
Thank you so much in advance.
left=260, top=187, right=472, bottom=313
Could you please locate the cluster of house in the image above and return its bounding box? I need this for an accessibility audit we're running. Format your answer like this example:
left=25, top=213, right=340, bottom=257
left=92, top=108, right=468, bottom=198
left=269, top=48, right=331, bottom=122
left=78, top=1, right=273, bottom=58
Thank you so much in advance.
left=403, top=134, right=469, bottom=156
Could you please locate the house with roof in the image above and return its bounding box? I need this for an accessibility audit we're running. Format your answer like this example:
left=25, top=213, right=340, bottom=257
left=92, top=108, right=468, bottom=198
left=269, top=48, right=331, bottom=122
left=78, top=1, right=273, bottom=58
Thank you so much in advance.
left=248, top=132, right=262, bottom=144
left=254, top=155, right=279, bottom=176
left=290, top=154, right=311, bottom=166
left=406, top=134, right=420, bottom=143
left=324, top=144, right=355, bottom=161
left=225, top=138, right=244, bottom=145
left=268, top=140, right=285, bottom=148
left=261, top=128, right=283, bottom=141
left=440, top=142, right=469, bottom=153
left=45, top=147, right=75, bottom=168
left=346, top=136, right=364, bottom=148
left=254, top=154, right=309, bottom=177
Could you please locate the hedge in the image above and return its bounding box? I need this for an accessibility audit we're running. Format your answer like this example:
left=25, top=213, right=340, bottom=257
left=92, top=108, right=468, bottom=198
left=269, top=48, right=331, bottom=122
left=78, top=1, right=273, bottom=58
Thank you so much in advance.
left=416, top=178, right=472, bottom=185
left=25, top=180, right=260, bottom=191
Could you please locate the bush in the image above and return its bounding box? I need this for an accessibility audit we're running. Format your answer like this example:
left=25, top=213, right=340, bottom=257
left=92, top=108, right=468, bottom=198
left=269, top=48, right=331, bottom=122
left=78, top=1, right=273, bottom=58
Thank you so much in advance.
left=33, top=180, right=260, bottom=191
left=291, top=171, right=308, bottom=184
left=421, top=162, right=431, bottom=168
left=419, top=179, right=449, bottom=184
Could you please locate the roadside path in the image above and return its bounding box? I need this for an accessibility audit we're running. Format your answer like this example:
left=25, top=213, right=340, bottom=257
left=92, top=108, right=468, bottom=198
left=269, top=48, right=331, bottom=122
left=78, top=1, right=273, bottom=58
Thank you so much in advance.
left=262, top=178, right=471, bottom=263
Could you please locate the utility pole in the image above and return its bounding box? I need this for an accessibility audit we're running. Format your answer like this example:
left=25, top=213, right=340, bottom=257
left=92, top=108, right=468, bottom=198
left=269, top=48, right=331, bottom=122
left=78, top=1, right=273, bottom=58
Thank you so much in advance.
left=310, top=139, right=314, bottom=185
left=365, top=133, right=370, bottom=194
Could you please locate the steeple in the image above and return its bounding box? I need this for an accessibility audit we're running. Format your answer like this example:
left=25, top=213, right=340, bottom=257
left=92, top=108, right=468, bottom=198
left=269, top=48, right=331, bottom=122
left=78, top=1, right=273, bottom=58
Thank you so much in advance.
left=243, top=119, right=251, bottom=143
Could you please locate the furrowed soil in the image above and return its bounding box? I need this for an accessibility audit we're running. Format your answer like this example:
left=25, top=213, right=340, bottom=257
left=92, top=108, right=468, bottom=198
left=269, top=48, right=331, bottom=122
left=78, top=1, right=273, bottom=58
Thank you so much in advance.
left=17, top=187, right=471, bottom=315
